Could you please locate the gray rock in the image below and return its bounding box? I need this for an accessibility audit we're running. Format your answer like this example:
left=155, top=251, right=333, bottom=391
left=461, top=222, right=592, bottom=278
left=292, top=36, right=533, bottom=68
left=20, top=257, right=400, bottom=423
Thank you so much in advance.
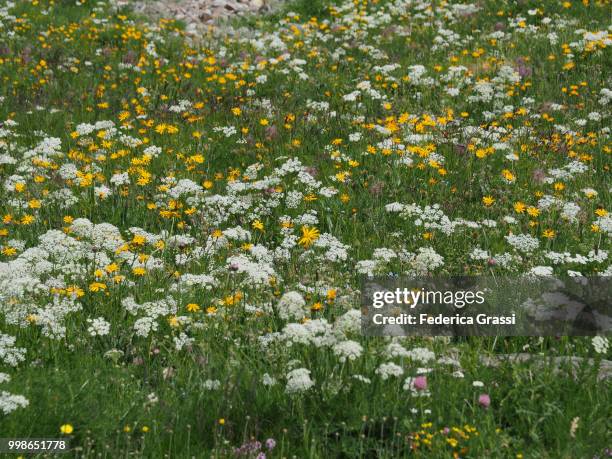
left=480, top=353, right=612, bottom=381
left=133, top=0, right=280, bottom=34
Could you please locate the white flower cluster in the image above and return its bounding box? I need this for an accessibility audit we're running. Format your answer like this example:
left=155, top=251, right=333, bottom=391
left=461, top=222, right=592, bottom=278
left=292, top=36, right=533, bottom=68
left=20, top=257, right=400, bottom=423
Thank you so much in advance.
left=0, top=391, right=29, bottom=414
left=591, top=336, right=609, bottom=354
left=87, top=317, right=110, bottom=337
left=0, top=373, right=28, bottom=416
left=375, top=362, right=404, bottom=380
left=203, top=379, right=221, bottom=390
left=332, top=340, right=363, bottom=363
left=0, top=333, right=26, bottom=366
left=276, top=291, right=308, bottom=321
left=505, top=234, right=540, bottom=253
left=285, top=368, right=315, bottom=394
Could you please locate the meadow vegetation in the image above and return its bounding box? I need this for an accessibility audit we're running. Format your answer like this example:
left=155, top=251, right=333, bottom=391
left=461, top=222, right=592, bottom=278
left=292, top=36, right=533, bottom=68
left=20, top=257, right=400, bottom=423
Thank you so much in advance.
left=0, top=0, right=610, bottom=457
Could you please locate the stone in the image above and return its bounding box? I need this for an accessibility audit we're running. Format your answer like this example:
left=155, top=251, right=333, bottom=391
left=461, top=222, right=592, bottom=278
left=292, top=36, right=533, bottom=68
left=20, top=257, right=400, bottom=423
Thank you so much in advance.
left=132, top=0, right=282, bottom=36
left=480, top=353, right=612, bottom=381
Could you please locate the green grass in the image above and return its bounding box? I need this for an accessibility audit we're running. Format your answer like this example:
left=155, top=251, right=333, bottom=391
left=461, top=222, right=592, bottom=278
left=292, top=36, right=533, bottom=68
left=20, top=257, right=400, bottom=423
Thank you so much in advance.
left=0, top=0, right=610, bottom=457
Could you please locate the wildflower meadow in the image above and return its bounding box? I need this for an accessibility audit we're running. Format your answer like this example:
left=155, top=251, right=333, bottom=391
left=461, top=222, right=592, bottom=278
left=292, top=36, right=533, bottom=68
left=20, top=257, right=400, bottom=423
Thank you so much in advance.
left=0, top=0, right=610, bottom=457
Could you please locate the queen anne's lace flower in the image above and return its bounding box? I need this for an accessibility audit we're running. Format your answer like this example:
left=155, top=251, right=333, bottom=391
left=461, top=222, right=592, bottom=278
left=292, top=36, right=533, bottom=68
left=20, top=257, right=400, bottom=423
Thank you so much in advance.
left=276, top=291, right=307, bottom=320
left=285, top=368, right=315, bottom=394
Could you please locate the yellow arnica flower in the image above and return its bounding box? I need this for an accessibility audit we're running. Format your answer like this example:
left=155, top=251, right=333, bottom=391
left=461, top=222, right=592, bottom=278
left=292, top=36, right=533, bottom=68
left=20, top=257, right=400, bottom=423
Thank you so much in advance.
left=513, top=202, right=526, bottom=213
left=482, top=196, right=495, bottom=207
left=527, top=206, right=540, bottom=217
left=21, top=215, right=35, bottom=225
left=298, top=226, right=320, bottom=248
left=167, top=316, right=179, bottom=327
left=2, top=246, right=17, bottom=256
left=186, top=303, right=200, bottom=313
left=89, top=282, right=107, bottom=292
left=311, top=302, right=323, bottom=311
